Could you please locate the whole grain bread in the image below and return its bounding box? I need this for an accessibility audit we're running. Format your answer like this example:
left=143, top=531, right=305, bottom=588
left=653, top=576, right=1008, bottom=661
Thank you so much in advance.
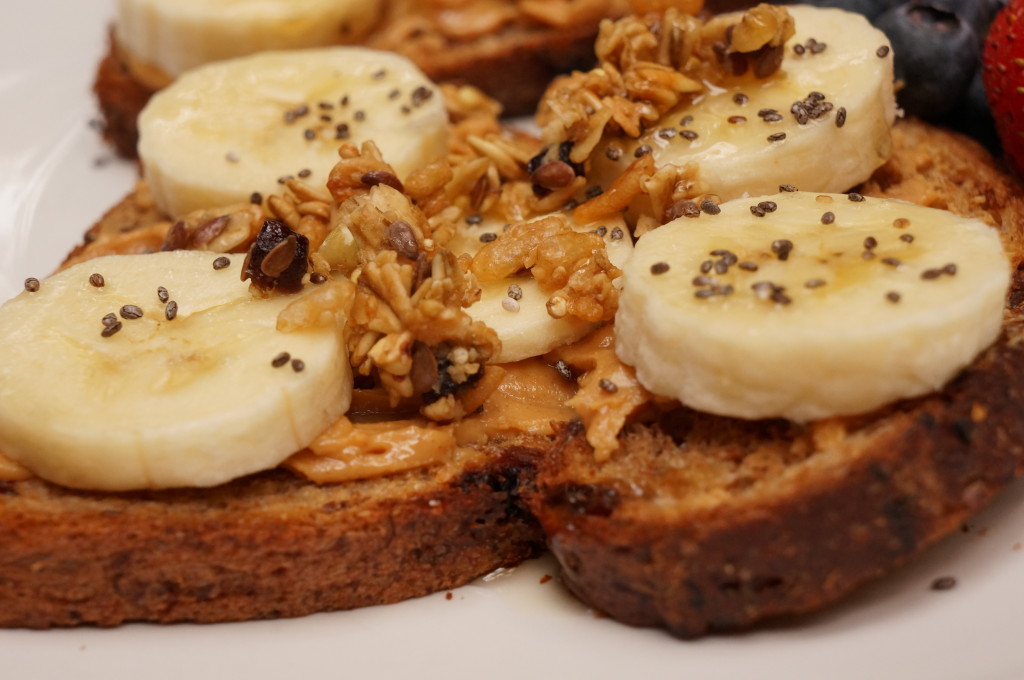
left=526, top=118, right=1024, bottom=638
left=0, top=436, right=546, bottom=628
left=7, top=118, right=1022, bottom=634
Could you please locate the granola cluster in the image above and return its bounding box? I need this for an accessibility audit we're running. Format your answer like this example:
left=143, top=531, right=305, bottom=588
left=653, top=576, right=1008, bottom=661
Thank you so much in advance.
left=312, top=141, right=502, bottom=421
left=471, top=214, right=621, bottom=322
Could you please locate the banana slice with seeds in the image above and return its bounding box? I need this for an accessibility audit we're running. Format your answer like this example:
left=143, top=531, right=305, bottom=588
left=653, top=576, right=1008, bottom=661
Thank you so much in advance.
left=455, top=212, right=633, bottom=363
left=138, top=47, right=449, bottom=218
left=615, top=191, right=1010, bottom=422
left=589, top=5, right=897, bottom=201
left=0, top=251, right=351, bottom=491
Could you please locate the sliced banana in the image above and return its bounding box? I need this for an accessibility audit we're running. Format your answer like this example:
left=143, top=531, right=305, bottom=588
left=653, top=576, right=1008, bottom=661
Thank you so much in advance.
left=0, top=251, right=352, bottom=491
left=615, top=191, right=1009, bottom=421
left=138, top=47, right=449, bottom=217
left=455, top=213, right=633, bottom=363
left=590, top=5, right=896, bottom=201
left=116, top=0, right=383, bottom=89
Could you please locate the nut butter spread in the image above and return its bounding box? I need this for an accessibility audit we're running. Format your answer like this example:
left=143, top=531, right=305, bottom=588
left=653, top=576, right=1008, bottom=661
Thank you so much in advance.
left=285, top=357, right=578, bottom=484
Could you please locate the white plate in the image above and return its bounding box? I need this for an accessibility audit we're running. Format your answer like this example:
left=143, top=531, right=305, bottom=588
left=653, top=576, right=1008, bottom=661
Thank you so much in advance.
left=2, top=2, right=1024, bottom=678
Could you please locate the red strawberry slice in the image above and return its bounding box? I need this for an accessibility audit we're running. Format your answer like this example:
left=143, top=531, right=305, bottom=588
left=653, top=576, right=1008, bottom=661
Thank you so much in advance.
left=984, top=0, right=1024, bottom=176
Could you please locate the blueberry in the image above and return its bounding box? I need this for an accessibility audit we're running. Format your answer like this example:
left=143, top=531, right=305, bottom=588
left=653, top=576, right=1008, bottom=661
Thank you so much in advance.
left=919, top=0, right=1007, bottom=43
left=942, top=71, right=1001, bottom=154
left=874, top=2, right=979, bottom=118
left=964, top=71, right=1000, bottom=153
left=979, top=0, right=1011, bottom=25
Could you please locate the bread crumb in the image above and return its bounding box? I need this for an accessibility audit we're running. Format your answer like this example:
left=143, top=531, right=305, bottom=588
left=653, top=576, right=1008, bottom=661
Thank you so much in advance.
left=445, top=591, right=453, bottom=600
left=540, top=574, right=553, bottom=584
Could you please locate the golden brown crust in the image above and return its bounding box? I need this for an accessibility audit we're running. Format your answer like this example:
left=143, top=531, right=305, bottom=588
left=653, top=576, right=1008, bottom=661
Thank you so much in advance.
left=526, top=118, right=1024, bottom=637
left=0, top=439, right=546, bottom=628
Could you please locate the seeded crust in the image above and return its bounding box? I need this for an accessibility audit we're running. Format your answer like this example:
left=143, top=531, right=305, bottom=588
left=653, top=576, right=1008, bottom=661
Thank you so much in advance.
left=92, top=8, right=622, bottom=159
left=0, top=437, right=546, bottom=628
left=526, top=118, right=1024, bottom=638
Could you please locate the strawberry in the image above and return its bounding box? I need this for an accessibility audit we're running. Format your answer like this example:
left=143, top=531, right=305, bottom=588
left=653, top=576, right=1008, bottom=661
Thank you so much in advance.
left=983, top=0, right=1024, bottom=177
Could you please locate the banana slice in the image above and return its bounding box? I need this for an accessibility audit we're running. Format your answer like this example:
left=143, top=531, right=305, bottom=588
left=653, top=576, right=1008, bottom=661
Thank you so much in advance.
left=0, top=251, right=352, bottom=491
left=590, top=5, right=896, bottom=201
left=116, top=0, right=382, bottom=89
left=138, top=47, right=449, bottom=217
left=455, top=213, right=633, bottom=363
left=615, top=191, right=1009, bottom=422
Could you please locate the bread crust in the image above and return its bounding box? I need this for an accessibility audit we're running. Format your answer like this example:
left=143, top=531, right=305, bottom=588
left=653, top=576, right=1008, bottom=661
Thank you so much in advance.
left=93, top=33, right=154, bottom=160
left=0, top=440, right=545, bottom=628
left=526, top=119, right=1024, bottom=637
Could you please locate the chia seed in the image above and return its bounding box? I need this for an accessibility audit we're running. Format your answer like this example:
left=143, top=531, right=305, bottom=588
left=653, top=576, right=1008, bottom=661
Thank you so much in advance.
left=101, top=321, right=122, bottom=337
left=771, top=239, right=794, bottom=261
left=119, top=304, right=143, bottom=320
left=700, top=199, right=721, bottom=215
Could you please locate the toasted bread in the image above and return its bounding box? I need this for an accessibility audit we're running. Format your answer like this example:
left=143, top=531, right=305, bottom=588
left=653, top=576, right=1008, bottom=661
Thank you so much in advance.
left=526, top=119, right=1024, bottom=638
left=0, top=435, right=546, bottom=628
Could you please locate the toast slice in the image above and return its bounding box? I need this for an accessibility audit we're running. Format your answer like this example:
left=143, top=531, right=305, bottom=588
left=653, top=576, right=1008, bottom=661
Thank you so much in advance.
left=526, top=119, right=1024, bottom=637
left=0, top=88, right=558, bottom=629
left=0, top=435, right=547, bottom=628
